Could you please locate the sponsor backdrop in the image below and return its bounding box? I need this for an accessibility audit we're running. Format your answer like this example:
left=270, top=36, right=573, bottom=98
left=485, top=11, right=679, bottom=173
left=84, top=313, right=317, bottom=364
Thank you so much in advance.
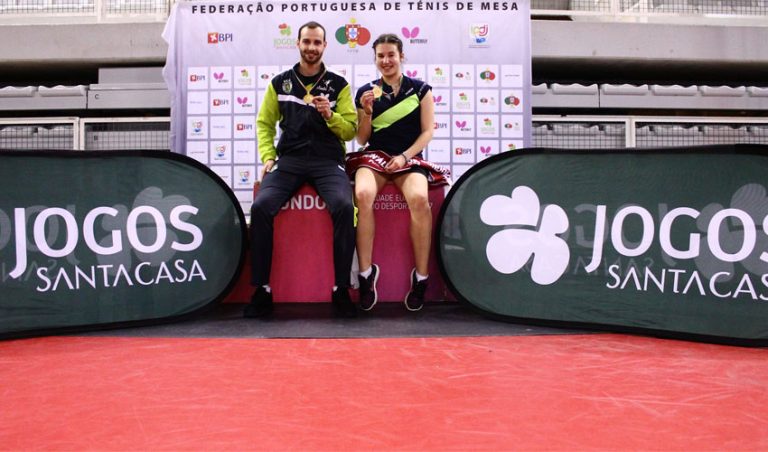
left=0, top=151, right=246, bottom=339
left=163, top=0, right=532, bottom=216
left=438, top=145, right=768, bottom=345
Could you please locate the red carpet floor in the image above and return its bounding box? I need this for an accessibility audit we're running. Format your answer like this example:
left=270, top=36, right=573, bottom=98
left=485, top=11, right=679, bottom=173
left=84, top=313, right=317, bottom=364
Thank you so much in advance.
left=1, top=334, right=767, bottom=450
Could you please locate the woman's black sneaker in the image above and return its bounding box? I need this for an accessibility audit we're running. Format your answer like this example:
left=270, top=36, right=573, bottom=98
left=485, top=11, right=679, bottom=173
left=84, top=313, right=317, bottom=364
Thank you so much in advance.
left=358, top=264, right=380, bottom=311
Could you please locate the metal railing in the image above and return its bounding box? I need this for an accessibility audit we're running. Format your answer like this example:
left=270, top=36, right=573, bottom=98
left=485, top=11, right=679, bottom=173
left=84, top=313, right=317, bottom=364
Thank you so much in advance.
left=533, top=0, right=768, bottom=24
left=80, top=117, right=171, bottom=150
left=532, top=115, right=768, bottom=148
left=3, top=115, right=768, bottom=152
left=0, top=0, right=170, bottom=22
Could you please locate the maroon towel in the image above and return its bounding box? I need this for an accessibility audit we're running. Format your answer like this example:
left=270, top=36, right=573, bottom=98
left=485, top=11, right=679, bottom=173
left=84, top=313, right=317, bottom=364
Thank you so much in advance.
left=345, top=149, right=451, bottom=186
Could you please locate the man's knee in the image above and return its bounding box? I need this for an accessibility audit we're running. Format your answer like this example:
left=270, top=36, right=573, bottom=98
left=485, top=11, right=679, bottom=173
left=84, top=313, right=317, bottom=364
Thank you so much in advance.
left=326, top=193, right=355, bottom=219
left=251, top=194, right=278, bottom=220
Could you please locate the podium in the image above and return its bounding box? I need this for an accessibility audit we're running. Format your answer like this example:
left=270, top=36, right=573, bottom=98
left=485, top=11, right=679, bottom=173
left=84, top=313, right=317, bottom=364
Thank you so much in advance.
left=225, top=183, right=451, bottom=303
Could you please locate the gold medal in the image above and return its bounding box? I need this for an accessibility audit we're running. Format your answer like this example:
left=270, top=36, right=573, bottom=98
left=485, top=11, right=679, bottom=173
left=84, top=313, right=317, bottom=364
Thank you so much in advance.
left=372, top=85, right=383, bottom=99
left=292, top=67, right=326, bottom=107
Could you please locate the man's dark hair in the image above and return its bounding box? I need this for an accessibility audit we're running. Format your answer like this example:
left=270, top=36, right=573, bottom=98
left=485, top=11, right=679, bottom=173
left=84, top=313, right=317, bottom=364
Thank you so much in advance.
left=297, top=21, right=326, bottom=42
left=372, top=33, right=403, bottom=54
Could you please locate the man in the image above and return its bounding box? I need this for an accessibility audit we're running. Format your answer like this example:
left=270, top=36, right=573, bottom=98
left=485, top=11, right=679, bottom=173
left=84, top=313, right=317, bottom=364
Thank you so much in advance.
left=245, top=21, right=358, bottom=318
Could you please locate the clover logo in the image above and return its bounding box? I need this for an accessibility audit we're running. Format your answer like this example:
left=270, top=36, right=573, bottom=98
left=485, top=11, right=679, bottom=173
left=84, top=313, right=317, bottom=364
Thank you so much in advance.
left=480, top=186, right=570, bottom=285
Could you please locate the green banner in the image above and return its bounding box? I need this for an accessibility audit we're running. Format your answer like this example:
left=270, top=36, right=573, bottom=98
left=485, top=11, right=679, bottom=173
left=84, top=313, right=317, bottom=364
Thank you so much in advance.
left=438, top=145, right=768, bottom=345
left=0, top=150, right=246, bottom=339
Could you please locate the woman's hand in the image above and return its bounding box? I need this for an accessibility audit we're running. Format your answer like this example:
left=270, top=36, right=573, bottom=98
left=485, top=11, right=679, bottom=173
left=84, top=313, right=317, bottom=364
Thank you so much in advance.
left=360, top=90, right=374, bottom=116
left=384, top=154, right=407, bottom=173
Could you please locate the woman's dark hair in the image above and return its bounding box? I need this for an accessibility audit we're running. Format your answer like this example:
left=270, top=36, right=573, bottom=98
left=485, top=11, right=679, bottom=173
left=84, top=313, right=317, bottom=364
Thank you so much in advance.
left=372, top=33, right=403, bottom=54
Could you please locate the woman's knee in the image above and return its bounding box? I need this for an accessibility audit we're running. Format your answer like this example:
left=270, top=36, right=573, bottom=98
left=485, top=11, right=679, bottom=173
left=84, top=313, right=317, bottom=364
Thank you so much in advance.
left=406, top=191, right=431, bottom=214
left=355, top=185, right=378, bottom=209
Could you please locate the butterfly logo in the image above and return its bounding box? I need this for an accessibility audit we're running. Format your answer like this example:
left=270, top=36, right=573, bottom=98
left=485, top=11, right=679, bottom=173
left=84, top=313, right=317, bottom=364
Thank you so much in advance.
left=402, top=27, right=420, bottom=38
left=480, top=146, right=491, bottom=155
left=213, top=72, right=224, bottom=80
left=406, top=70, right=418, bottom=77
left=237, top=97, right=248, bottom=105
left=434, top=95, right=443, bottom=103
left=455, top=120, right=467, bottom=128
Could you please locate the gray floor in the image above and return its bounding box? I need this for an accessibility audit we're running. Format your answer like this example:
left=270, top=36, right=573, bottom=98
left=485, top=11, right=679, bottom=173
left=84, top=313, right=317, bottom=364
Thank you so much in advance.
left=83, top=302, right=588, bottom=339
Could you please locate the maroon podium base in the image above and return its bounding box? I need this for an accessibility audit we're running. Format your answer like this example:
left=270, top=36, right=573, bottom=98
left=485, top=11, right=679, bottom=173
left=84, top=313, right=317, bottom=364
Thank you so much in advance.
left=224, top=183, right=451, bottom=303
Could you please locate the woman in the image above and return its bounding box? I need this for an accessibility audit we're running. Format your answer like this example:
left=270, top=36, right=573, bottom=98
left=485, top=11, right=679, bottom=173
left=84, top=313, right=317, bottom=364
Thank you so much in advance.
left=346, top=33, right=450, bottom=312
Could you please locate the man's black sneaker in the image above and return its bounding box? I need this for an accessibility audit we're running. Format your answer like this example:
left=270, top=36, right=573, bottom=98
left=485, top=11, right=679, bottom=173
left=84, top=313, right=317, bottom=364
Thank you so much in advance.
left=244, top=286, right=274, bottom=318
left=358, top=264, right=380, bottom=311
left=404, top=269, right=428, bottom=312
left=332, top=287, right=358, bottom=318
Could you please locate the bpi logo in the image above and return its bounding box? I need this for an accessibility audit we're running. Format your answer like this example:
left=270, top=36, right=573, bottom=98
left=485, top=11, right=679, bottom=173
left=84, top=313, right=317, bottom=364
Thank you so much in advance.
left=454, top=147, right=472, bottom=155
left=212, top=98, right=229, bottom=107
left=208, top=32, right=234, bottom=44
left=434, top=121, right=448, bottom=130
left=480, top=186, right=569, bottom=285
left=190, top=74, right=206, bottom=82
left=470, top=23, right=489, bottom=46
left=237, top=123, right=254, bottom=131
left=335, top=19, right=371, bottom=48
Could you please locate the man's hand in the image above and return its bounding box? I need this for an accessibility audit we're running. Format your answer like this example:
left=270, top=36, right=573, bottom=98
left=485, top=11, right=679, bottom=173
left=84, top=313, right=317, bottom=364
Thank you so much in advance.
left=312, top=95, right=333, bottom=120
left=261, top=159, right=275, bottom=179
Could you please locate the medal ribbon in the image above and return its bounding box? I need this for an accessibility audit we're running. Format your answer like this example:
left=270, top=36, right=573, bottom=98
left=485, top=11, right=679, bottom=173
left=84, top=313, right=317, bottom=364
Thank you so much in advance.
left=293, top=68, right=326, bottom=104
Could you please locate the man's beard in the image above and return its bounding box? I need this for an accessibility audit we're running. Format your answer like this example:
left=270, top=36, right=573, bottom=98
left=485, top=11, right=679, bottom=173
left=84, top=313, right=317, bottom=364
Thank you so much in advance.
left=301, top=50, right=322, bottom=65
